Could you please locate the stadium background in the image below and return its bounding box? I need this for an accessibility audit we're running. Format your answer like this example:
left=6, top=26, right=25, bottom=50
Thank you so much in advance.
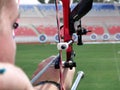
left=15, top=2, right=120, bottom=44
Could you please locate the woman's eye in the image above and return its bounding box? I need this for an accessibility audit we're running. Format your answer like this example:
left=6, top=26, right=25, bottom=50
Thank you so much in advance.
left=13, top=22, right=19, bottom=29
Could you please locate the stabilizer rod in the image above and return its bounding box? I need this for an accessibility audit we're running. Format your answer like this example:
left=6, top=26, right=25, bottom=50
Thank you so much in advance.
left=31, top=54, right=59, bottom=84
left=71, top=71, right=84, bottom=90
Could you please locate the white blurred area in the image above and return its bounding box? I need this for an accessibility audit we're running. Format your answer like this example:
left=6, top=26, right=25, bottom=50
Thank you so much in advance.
left=16, top=0, right=74, bottom=4
left=16, top=0, right=41, bottom=5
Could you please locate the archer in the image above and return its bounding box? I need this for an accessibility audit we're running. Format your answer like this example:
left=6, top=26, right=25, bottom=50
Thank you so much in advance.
left=0, top=0, right=93, bottom=90
left=0, top=0, right=75, bottom=90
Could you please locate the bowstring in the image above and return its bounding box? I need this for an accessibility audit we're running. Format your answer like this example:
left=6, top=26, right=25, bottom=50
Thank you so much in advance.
left=55, top=0, right=64, bottom=90
left=18, top=0, right=64, bottom=89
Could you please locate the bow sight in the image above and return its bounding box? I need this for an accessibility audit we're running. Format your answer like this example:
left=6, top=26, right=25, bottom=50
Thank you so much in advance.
left=74, top=20, right=91, bottom=45
left=70, top=0, right=93, bottom=45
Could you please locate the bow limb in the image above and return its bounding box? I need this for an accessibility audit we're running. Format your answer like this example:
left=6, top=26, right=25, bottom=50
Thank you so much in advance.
left=55, top=1, right=74, bottom=90
left=55, top=0, right=76, bottom=90
left=55, top=1, right=67, bottom=90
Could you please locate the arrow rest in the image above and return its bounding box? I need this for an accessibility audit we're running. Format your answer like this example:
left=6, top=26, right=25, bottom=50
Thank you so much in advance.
left=57, top=40, right=74, bottom=50
left=57, top=43, right=69, bottom=50
left=54, top=59, right=76, bottom=70
left=54, top=49, right=76, bottom=69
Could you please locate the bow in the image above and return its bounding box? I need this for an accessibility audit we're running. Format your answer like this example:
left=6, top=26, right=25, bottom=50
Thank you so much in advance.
left=54, top=0, right=93, bottom=90
left=31, top=0, right=93, bottom=90
left=55, top=0, right=74, bottom=90
left=55, top=0, right=93, bottom=67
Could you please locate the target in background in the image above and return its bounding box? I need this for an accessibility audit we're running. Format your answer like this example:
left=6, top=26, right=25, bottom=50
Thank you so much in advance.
left=90, top=33, right=98, bottom=40
left=72, top=33, right=78, bottom=42
left=39, top=34, right=47, bottom=43
left=54, top=34, right=59, bottom=43
left=102, top=33, right=110, bottom=40
left=114, top=33, right=120, bottom=40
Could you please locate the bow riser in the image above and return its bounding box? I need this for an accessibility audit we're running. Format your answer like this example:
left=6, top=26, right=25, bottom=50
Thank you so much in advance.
left=61, top=0, right=71, bottom=42
left=61, top=0, right=73, bottom=62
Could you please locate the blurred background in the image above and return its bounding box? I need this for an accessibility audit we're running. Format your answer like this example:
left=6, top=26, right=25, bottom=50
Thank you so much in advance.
left=15, top=0, right=120, bottom=44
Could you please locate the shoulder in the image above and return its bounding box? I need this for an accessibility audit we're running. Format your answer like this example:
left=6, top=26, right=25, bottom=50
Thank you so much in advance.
left=0, top=63, right=34, bottom=90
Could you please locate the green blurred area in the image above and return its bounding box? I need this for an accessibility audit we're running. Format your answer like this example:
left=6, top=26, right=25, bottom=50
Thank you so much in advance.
left=16, top=43, right=120, bottom=90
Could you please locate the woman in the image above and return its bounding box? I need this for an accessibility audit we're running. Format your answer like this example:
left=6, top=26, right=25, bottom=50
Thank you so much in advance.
left=0, top=0, right=75, bottom=90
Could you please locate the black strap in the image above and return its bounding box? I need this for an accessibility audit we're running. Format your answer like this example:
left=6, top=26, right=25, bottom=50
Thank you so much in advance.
left=35, top=81, right=60, bottom=90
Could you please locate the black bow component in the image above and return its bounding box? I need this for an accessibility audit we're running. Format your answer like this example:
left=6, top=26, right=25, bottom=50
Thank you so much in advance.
left=70, top=0, right=93, bottom=46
